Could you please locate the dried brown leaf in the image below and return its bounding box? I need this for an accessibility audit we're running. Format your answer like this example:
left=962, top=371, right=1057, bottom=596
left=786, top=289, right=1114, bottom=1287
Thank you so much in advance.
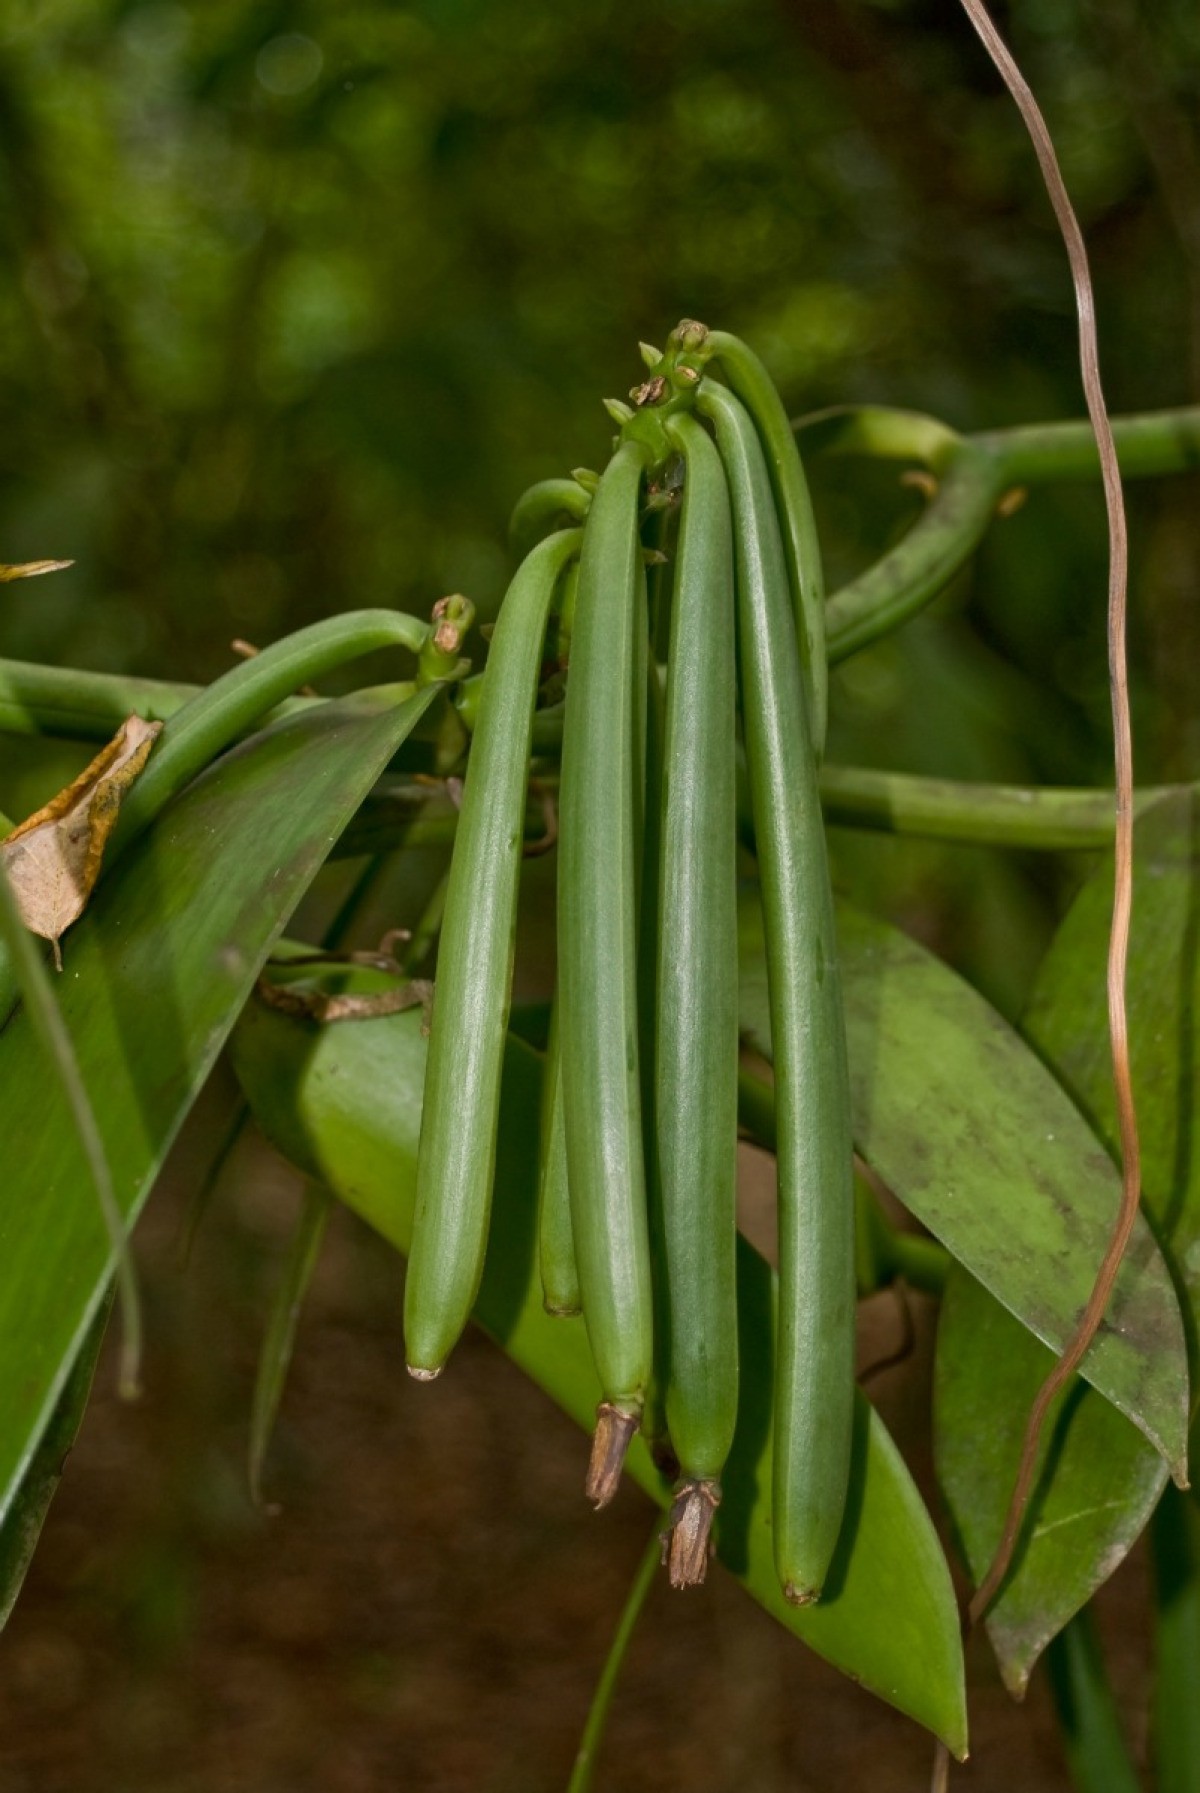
left=0, top=560, right=74, bottom=582
left=254, top=972, right=433, bottom=1026
left=1, top=715, right=162, bottom=963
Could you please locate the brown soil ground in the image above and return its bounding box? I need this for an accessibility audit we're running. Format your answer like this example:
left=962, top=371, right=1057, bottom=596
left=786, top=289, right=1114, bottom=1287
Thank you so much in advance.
left=0, top=1070, right=1151, bottom=1793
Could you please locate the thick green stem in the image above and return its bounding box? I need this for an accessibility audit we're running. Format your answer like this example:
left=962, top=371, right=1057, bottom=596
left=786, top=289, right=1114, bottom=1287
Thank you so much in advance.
left=979, top=406, right=1200, bottom=486
left=4, top=406, right=1198, bottom=762
left=509, top=477, right=592, bottom=560
left=824, top=443, right=1003, bottom=663
left=342, top=763, right=1184, bottom=860
left=0, top=658, right=219, bottom=739
left=115, top=611, right=433, bottom=851
left=812, top=402, right=1200, bottom=661
left=797, top=405, right=964, bottom=473
left=815, top=763, right=1182, bottom=849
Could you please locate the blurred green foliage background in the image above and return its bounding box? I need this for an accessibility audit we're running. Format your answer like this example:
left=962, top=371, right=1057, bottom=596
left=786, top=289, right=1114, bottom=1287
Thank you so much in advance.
left=0, top=0, right=1197, bottom=1009
left=1, top=8, right=1198, bottom=1786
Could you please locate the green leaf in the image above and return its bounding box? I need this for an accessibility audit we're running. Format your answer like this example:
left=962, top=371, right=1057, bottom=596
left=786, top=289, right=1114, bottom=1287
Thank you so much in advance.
left=1044, top=1606, right=1141, bottom=1793
left=935, top=1264, right=1165, bottom=1694
left=248, top=1182, right=332, bottom=1508
left=0, top=1297, right=110, bottom=1628
left=934, top=793, right=1200, bottom=1692
left=1024, top=790, right=1200, bottom=1311
left=1151, top=1484, right=1200, bottom=1793
left=228, top=962, right=968, bottom=1755
left=0, top=682, right=438, bottom=1537
left=739, top=888, right=1189, bottom=1476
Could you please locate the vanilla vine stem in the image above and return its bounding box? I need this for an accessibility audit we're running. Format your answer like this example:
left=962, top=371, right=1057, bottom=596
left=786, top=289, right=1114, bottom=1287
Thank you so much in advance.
left=337, top=765, right=1187, bottom=860
left=0, top=656, right=1185, bottom=855
left=0, top=407, right=1195, bottom=750
left=812, top=403, right=1200, bottom=662
left=2, top=402, right=1196, bottom=860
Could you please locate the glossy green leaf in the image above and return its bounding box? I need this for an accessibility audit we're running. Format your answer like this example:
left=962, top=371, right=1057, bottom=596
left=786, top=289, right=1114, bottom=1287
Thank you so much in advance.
left=0, top=682, right=438, bottom=1535
left=228, top=962, right=967, bottom=1755
left=935, top=1264, right=1165, bottom=1694
left=0, top=1297, right=110, bottom=1628
left=739, top=888, right=1189, bottom=1475
left=935, top=793, right=1200, bottom=1692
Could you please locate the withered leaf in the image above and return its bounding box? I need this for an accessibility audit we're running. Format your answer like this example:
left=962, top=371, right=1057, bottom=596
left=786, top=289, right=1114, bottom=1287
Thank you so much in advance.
left=255, top=971, right=434, bottom=1027
left=1, top=715, right=162, bottom=965
left=0, top=560, right=74, bottom=582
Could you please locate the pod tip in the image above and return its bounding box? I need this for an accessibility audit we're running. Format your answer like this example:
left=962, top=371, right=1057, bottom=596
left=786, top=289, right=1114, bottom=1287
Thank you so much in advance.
left=783, top=1580, right=821, bottom=1608
left=406, top=1363, right=443, bottom=1383
left=585, top=1402, right=639, bottom=1508
left=662, top=1480, right=720, bottom=1588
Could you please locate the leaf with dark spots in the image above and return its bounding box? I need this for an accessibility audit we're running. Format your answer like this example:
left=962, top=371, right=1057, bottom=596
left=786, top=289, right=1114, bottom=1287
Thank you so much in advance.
left=739, top=885, right=1189, bottom=1474
left=935, top=1264, right=1166, bottom=1696
left=935, top=793, right=1200, bottom=1688
left=1025, top=790, right=1200, bottom=1307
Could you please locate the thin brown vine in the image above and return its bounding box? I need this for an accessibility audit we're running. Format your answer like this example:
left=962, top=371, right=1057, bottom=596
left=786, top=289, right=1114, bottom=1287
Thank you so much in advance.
left=935, top=0, right=1144, bottom=1777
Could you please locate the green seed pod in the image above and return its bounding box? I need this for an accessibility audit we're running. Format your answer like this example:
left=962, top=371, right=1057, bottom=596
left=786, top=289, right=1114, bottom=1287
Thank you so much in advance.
left=697, top=379, right=854, bottom=1606
left=706, top=332, right=828, bottom=755
left=537, top=995, right=580, bottom=1317
left=557, top=440, right=655, bottom=1505
left=405, top=528, right=583, bottom=1378
left=655, top=412, right=739, bottom=1581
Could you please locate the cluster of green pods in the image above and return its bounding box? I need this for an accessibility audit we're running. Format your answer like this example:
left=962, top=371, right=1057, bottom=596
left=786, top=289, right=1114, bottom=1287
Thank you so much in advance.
left=406, top=321, right=854, bottom=1604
